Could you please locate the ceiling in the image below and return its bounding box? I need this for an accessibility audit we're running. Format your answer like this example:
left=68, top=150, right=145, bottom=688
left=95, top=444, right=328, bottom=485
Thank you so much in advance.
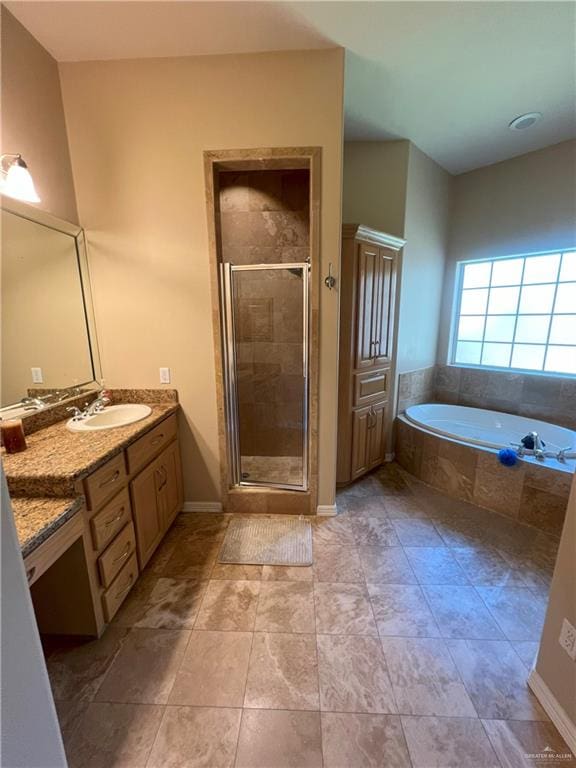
left=6, top=1, right=576, bottom=174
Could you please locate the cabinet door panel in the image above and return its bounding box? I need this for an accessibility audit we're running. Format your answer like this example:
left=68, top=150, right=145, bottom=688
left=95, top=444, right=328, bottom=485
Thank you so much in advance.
left=368, top=401, right=387, bottom=470
left=355, top=244, right=378, bottom=370
left=130, top=461, right=163, bottom=569
left=351, top=407, right=371, bottom=480
left=156, top=442, right=182, bottom=532
left=374, top=249, right=395, bottom=366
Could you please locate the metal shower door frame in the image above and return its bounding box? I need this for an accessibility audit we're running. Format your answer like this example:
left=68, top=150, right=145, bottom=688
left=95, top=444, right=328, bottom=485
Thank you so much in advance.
left=220, top=261, right=310, bottom=492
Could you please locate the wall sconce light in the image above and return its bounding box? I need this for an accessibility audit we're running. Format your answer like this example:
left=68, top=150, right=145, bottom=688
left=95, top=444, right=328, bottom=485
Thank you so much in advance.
left=0, top=154, right=41, bottom=203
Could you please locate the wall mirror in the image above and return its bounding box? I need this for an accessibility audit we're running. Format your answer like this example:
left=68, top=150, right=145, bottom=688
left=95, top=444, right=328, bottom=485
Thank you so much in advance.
left=1, top=198, right=101, bottom=417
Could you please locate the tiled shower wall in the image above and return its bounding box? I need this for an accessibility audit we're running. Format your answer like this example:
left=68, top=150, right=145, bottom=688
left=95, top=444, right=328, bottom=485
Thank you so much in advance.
left=398, top=364, right=576, bottom=430
left=218, top=170, right=309, bottom=457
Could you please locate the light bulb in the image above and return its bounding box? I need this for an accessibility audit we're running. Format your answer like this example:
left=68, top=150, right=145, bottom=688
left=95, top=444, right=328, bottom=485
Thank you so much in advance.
left=1, top=158, right=41, bottom=203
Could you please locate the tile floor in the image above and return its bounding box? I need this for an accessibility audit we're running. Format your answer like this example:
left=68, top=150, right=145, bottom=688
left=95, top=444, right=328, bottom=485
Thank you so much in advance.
left=45, top=463, right=575, bottom=768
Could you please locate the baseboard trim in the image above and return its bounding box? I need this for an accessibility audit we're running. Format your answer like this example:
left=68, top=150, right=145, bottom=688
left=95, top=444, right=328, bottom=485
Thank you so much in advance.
left=528, top=669, right=576, bottom=755
left=316, top=504, right=337, bottom=517
left=181, top=501, right=223, bottom=513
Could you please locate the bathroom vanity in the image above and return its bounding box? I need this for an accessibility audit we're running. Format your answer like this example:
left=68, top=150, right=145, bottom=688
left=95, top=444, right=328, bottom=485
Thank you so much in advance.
left=4, top=394, right=183, bottom=638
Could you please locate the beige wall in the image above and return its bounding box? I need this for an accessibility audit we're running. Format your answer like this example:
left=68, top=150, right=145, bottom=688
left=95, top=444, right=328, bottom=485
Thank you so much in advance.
left=1, top=7, right=77, bottom=224
left=59, top=49, right=344, bottom=504
left=342, top=140, right=409, bottom=237
left=398, top=144, right=452, bottom=373
left=534, top=473, right=576, bottom=736
left=438, top=139, right=576, bottom=360
left=343, top=140, right=452, bottom=374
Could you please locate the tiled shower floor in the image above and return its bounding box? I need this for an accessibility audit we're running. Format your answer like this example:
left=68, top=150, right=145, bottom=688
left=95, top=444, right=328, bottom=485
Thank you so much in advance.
left=45, top=464, right=575, bottom=767
left=241, top=455, right=303, bottom=486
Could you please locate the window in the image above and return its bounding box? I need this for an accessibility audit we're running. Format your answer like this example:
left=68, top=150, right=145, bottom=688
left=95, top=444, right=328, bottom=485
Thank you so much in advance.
left=451, top=250, right=576, bottom=375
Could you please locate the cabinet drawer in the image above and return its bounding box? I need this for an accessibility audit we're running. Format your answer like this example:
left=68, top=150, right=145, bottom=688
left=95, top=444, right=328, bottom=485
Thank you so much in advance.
left=101, top=552, right=139, bottom=623
left=353, top=369, right=388, bottom=407
left=84, top=453, right=127, bottom=511
left=126, top=414, right=177, bottom=475
left=90, top=488, right=132, bottom=553
left=98, top=521, right=136, bottom=588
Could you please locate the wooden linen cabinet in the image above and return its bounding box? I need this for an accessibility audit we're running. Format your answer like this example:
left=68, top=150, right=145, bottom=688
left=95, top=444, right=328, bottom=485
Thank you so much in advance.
left=337, top=225, right=405, bottom=485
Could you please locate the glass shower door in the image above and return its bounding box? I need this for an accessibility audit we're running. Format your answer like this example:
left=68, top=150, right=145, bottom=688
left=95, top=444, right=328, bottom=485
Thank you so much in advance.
left=221, top=263, right=309, bottom=491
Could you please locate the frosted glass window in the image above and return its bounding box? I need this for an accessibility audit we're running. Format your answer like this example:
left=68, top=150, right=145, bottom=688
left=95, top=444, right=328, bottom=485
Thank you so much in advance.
left=523, top=254, right=560, bottom=284
left=560, top=252, right=576, bottom=282
left=549, top=315, right=576, bottom=345
left=545, top=346, right=576, bottom=374
left=515, top=315, right=550, bottom=344
left=463, top=262, right=491, bottom=288
left=458, top=316, right=485, bottom=341
left=511, top=344, right=546, bottom=370
left=482, top=343, right=512, bottom=367
left=484, top=315, right=516, bottom=342
left=554, top=282, right=576, bottom=314
left=460, top=288, right=488, bottom=315
left=491, top=258, right=523, bottom=286
left=518, top=284, right=556, bottom=315
left=487, top=286, right=519, bottom=314
left=455, top=341, right=482, bottom=365
left=452, top=250, right=576, bottom=376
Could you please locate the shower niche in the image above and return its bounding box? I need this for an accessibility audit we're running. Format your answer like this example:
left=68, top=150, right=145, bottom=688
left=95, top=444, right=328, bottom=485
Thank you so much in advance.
left=205, top=149, right=320, bottom=514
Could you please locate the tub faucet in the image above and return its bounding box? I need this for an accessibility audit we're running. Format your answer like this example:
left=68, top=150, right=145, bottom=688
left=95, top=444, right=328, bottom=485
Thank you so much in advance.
left=530, top=431, right=546, bottom=460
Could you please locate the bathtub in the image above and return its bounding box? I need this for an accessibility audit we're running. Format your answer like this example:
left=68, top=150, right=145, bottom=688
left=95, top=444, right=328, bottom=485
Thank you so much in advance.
left=405, top=403, right=576, bottom=456
left=395, top=403, right=574, bottom=536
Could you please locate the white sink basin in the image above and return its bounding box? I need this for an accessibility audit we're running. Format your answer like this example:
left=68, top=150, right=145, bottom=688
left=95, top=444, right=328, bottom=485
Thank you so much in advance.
left=67, top=404, right=152, bottom=432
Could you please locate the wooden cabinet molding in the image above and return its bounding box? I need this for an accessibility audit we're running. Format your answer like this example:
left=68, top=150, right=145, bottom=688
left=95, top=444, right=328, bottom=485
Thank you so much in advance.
left=337, top=225, right=405, bottom=485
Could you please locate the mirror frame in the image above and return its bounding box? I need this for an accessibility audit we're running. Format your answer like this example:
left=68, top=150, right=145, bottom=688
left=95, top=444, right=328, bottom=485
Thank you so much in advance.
left=1, top=195, right=102, bottom=417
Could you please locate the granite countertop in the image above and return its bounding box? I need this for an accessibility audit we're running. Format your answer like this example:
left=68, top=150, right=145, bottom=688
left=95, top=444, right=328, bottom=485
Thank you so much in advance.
left=11, top=496, right=85, bottom=558
left=2, top=403, right=179, bottom=498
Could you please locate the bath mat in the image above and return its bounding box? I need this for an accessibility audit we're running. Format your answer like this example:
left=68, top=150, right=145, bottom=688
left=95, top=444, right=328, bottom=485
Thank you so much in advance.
left=218, top=517, right=312, bottom=566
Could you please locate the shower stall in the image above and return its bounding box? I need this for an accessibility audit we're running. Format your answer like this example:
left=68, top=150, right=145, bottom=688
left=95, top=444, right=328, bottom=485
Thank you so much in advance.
left=221, top=261, right=310, bottom=491
left=205, top=149, right=319, bottom=513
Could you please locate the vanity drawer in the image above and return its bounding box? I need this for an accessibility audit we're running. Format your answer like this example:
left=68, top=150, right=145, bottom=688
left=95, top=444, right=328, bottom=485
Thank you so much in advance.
left=101, top=551, right=139, bottom=623
left=353, top=368, right=389, bottom=407
left=90, top=488, right=132, bottom=552
left=126, top=414, right=177, bottom=475
left=98, top=522, right=136, bottom=588
left=84, top=453, right=127, bottom=511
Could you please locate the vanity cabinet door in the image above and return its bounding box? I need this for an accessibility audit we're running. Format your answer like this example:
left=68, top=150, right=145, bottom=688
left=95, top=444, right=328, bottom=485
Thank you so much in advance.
left=155, top=441, right=183, bottom=532
left=130, top=460, right=163, bottom=569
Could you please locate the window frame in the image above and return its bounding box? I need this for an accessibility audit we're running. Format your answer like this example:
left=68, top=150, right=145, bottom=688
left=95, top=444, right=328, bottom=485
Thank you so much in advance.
left=449, top=248, right=576, bottom=378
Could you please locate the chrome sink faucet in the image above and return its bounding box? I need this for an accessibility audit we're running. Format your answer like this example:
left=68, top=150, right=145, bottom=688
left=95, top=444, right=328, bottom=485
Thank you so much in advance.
left=85, top=390, right=111, bottom=416
left=66, top=390, right=111, bottom=421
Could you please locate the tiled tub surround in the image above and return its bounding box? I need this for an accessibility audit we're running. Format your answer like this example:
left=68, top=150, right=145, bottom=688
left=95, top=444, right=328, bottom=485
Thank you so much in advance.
left=46, top=465, right=574, bottom=768
left=395, top=416, right=572, bottom=536
left=399, top=364, right=576, bottom=431
left=435, top=365, right=576, bottom=430
left=397, top=366, right=436, bottom=413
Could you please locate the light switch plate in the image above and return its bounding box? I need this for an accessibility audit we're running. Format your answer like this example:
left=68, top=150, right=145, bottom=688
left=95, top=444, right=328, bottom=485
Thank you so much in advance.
left=31, top=367, right=43, bottom=384
left=159, top=367, right=171, bottom=384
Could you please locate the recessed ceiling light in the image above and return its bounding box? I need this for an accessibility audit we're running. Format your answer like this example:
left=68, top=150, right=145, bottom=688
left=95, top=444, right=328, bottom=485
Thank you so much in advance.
left=509, top=112, right=542, bottom=131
